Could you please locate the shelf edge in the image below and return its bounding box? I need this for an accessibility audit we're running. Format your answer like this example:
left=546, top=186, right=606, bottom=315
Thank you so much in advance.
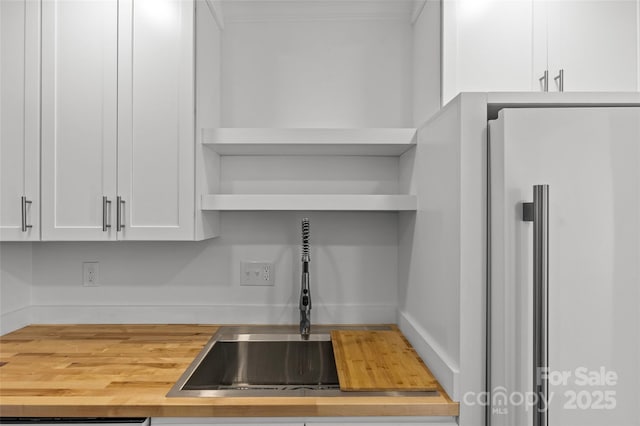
left=201, top=128, right=418, bottom=156
left=201, top=194, right=417, bottom=211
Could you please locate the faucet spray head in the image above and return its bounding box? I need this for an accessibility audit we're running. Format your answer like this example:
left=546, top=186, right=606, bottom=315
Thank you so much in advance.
left=301, top=218, right=310, bottom=262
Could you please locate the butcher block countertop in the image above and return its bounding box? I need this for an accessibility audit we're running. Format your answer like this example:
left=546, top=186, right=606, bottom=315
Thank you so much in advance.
left=0, top=324, right=458, bottom=418
left=331, top=330, right=439, bottom=392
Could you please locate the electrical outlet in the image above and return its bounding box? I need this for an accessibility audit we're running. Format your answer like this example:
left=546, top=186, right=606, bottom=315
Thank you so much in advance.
left=240, top=261, right=274, bottom=286
left=83, top=262, right=99, bottom=287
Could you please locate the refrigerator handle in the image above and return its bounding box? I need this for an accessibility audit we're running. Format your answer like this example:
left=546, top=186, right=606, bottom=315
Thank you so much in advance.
left=523, top=184, right=549, bottom=426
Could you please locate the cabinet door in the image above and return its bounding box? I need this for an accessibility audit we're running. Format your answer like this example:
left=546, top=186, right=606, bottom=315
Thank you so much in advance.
left=1, top=0, right=40, bottom=241
left=442, top=0, right=534, bottom=104
left=546, top=0, right=639, bottom=92
left=41, top=0, right=118, bottom=241
left=117, top=0, right=195, bottom=240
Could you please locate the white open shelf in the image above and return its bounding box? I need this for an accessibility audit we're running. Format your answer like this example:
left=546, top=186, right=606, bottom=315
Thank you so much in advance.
left=201, top=194, right=417, bottom=211
left=202, top=128, right=417, bottom=156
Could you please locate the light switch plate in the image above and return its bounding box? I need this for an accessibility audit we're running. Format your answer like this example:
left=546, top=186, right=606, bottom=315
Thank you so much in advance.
left=240, top=261, right=274, bottom=286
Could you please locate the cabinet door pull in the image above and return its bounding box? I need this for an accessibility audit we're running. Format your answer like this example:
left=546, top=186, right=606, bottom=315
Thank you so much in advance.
left=554, top=69, right=564, bottom=92
left=21, top=196, right=33, bottom=232
left=116, top=196, right=125, bottom=231
left=539, top=70, right=549, bottom=92
left=102, top=196, right=112, bottom=231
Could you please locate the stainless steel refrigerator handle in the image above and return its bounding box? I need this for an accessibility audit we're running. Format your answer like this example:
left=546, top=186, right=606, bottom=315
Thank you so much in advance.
left=102, top=196, right=112, bottom=232
left=116, top=196, right=125, bottom=231
left=539, top=70, right=549, bottom=92
left=554, top=69, right=564, bottom=92
left=523, top=185, right=549, bottom=426
left=21, top=196, right=33, bottom=232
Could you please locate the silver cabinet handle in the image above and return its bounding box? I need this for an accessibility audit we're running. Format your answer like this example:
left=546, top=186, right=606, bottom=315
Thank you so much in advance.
left=554, top=69, right=564, bottom=92
left=102, top=196, right=112, bottom=231
left=21, top=196, right=33, bottom=232
left=116, top=196, right=125, bottom=231
left=539, top=70, right=549, bottom=92
left=523, top=185, right=549, bottom=426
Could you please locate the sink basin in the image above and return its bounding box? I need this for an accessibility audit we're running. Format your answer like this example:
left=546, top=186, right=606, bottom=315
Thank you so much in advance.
left=181, top=334, right=338, bottom=391
left=167, top=325, right=437, bottom=397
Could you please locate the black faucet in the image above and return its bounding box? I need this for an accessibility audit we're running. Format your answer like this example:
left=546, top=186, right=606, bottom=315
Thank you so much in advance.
left=299, top=218, right=311, bottom=339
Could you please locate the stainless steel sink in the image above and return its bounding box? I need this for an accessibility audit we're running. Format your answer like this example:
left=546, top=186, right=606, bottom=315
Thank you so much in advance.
left=181, top=333, right=338, bottom=391
left=167, top=325, right=438, bottom=397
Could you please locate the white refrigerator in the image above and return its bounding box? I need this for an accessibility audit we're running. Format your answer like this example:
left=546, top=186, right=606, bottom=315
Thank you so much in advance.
left=489, top=107, right=640, bottom=426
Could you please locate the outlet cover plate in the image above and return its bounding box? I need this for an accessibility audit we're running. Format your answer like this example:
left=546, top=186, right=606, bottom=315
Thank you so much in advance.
left=240, top=261, right=274, bottom=286
left=83, top=261, right=99, bottom=287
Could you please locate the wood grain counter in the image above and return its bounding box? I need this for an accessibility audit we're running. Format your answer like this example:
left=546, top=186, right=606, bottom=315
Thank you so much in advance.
left=0, top=325, right=458, bottom=418
left=331, top=330, right=439, bottom=392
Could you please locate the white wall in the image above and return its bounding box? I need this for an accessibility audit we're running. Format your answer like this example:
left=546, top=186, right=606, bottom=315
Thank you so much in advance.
left=398, top=100, right=462, bottom=393
left=0, top=243, right=32, bottom=333
left=398, top=94, right=487, bottom=425
left=220, top=3, right=413, bottom=127
left=29, top=212, right=398, bottom=324
left=412, top=0, right=441, bottom=125
left=220, top=155, right=400, bottom=195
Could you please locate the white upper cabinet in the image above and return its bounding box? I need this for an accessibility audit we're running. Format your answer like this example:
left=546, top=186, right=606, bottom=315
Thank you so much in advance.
left=1, top=0, right=40, bottom=241
left=442, top=0, right=535, bottom=104
left=41, top=0, right=198, bottom=241
left=545, top=0, right=639, bottom=92
left=41, top=0, right=118, bottom=241
left=443, top=0, right=640, bottom=104
left=117, top=0, right=195, bottom=240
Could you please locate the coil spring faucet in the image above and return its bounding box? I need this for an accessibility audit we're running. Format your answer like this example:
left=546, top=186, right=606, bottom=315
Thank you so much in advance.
left=299, top=218, right=311, bottom=339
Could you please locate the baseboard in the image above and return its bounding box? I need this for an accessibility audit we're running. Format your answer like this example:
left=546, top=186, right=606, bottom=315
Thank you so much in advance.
left=397, top=310, right=460, bottom=400
left=28, top=303, right=396, bottom=325
left=0, top=306, right=32, bottom=335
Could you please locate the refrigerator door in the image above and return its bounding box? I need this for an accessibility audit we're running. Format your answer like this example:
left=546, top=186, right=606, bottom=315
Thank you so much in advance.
left=489, top=107, right=640, bottom=426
